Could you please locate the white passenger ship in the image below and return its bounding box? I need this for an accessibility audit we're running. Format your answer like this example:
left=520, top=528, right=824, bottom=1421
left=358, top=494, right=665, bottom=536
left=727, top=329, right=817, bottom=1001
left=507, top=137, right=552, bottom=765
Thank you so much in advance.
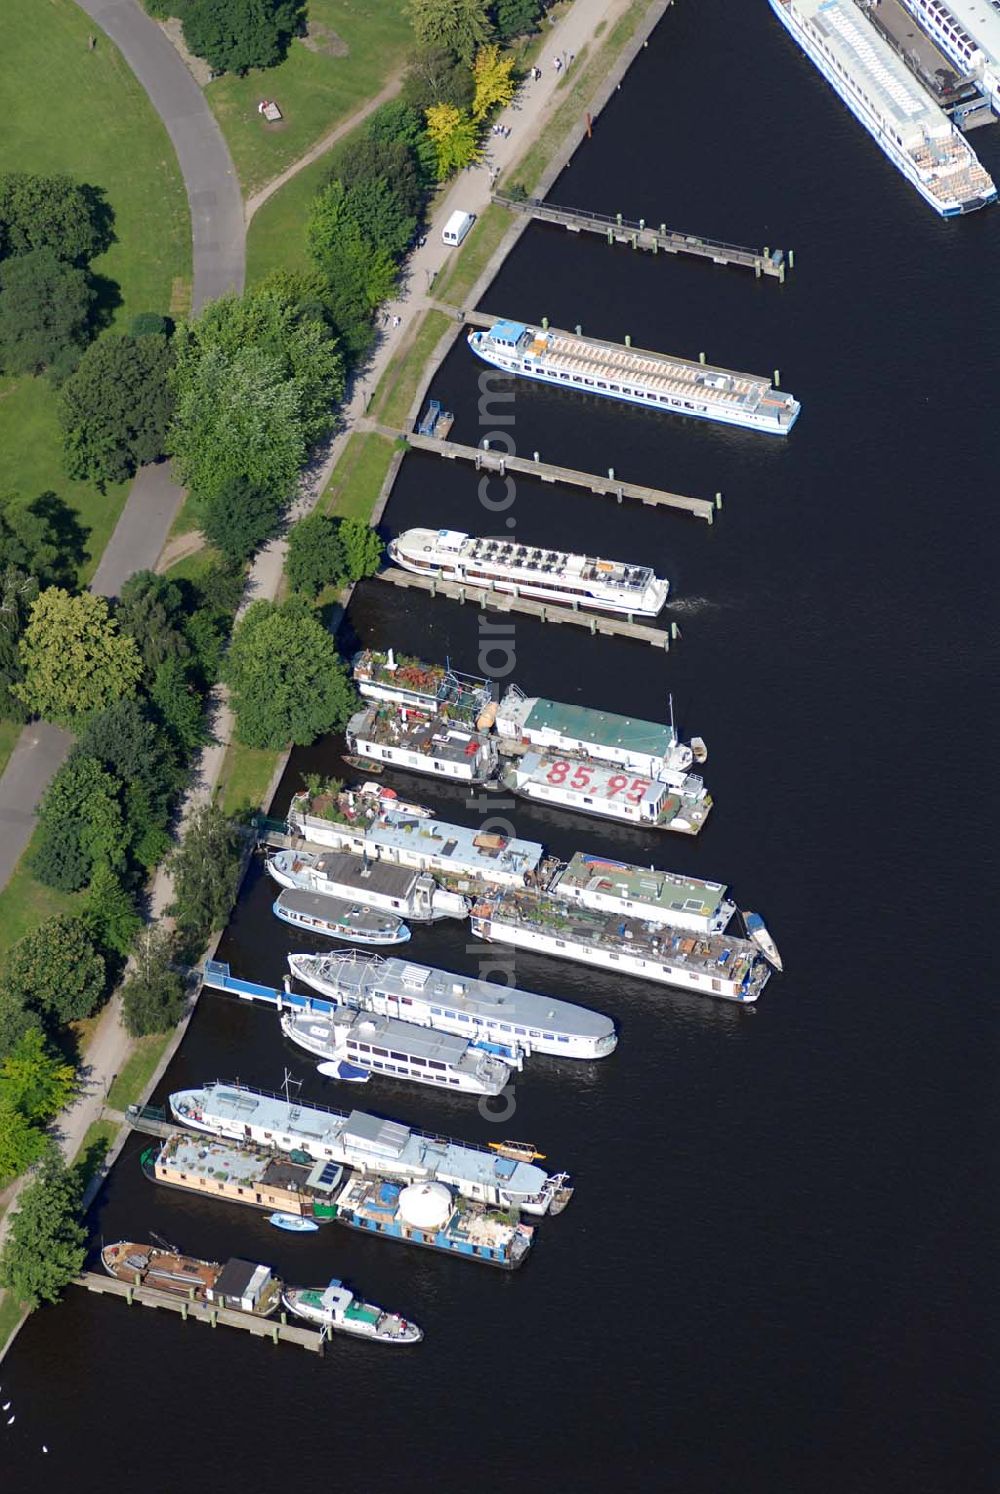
left=286, top=950, right=618, bottom=1060
left=388, top=528, right=670, bottom=617
left=769, top=0, right=996, bottom=215
left=467, top=321, right=800, bottom=434
left=280, top=1005, right=515, bottom=1096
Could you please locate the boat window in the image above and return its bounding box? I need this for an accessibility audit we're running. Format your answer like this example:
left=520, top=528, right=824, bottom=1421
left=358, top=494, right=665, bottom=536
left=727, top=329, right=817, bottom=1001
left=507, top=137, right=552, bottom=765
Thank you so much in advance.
left=514, top=1026, right=526, bottom=1035
left=557, top=1036, right=568, bottom=1043
left=371, top=1045, right=388, bottom=1057
left=610, top=953, right=619, bottom=961
left=500, top=1023, right=511, bottom=1032
left=431, top=1005, right=442, bottom=1014
left=530, top=1030, right=542, bottom=1038
left=456, top=1012, right=469, bottom=1022
left=389, top=1050, right=407, bottom=1062
left=449, top=1078, right=459, bottom=1085
left=428, top=1060, right=446, bottom=1070
left=543, top=1033, right=554, bottom=1041
left=400, top=996, right=413, bottom=1005
left=356, top=1043, right=370, bottom=1052
left=410, top=1055, right=426, bottom=1065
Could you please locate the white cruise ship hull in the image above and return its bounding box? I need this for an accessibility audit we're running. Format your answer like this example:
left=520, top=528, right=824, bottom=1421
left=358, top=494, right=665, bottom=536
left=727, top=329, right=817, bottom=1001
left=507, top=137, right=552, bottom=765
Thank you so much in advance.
left=769, top=0, right=996, bottom=216
left=280, top=1014, right=508, bottom=1096
left=471, top=917, right=763, bottom=1002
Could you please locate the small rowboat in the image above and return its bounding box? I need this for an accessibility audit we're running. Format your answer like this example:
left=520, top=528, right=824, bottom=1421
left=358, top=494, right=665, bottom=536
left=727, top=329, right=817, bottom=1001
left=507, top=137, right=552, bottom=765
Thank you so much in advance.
left=742, top=911, right=783, bottom=972
left=269, top=1213, right=320, bottom=1233
left=488, top=1141, right=547, bottom=1162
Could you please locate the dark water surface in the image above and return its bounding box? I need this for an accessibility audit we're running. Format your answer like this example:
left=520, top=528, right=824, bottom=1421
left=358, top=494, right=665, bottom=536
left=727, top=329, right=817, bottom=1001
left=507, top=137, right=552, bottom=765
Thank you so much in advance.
left=4, top=4, right=996, bottom=1490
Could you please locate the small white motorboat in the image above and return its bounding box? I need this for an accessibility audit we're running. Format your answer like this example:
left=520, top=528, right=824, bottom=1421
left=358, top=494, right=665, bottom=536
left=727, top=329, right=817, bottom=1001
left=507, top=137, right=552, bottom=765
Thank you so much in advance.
left=690, top=736, right=708, bottom=764
left=742, top=911, right=783, bottom=972
left=317, top=1059, right=371, bottom=1084
left=268, top=1213, right=320, bottom=1233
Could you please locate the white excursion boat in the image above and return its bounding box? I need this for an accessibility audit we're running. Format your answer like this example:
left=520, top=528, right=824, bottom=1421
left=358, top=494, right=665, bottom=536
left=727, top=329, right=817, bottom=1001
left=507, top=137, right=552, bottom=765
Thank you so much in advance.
left=282, top=1281, right=422, bottom=1344
left=769, top=0, right=996, bottom=215
left=272, top=888, right=411, bottom=946
left=467, top=320, right=801, bottom=434
left=286, top=949, right=617, bottom=1060
left=388, top=528, right=670, bottom=617
left=279, top=1004, right=517, bottom=1096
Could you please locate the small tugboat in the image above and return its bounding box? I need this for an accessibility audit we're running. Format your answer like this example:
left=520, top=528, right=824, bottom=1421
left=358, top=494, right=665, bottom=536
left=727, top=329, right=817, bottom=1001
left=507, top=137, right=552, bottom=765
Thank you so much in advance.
left=742, top=911, right=783, bottom=972
left=101, top=1241, right=281, bottom=1315
left=268, top=1213, right=320, bottom=1233
left=272, top=888, right=411, bottom=946
left=283, top=1279, right=423, bottom=1344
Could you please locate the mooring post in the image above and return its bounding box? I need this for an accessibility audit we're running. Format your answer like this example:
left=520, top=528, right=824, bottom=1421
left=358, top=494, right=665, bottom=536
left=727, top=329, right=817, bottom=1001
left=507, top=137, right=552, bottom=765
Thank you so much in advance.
left=625, top=334, right=631, bottom=347
left=755, top=263, right=761, bottom=279
left=616, top=212, right=622, bottom=226
left=210, top=1310, right=218, bottom=1328
left=608, top=467, right=615, bottom=481
left=789, top=248, right=795, bottom=269
left=607, top=228, right=613, bottom=244
left=639, top=219, right=645, bottom=230
left=671, top=621, right=681, bottom=640
left=773, top=369, right=780, bottom=388
left=699, top=351, right=706, bottom=364
left=542, top=315, right=549, bottom=329
left=181, top=1301, right=188, bottom=1320
left=533, top=451, right=540, bottom=463
left=475, top=452, right=481, bottom=470
left=575, top=324, right=582, bottom=336
left=127, top=1285, right=134, bottom=1305
left=631, top=234, right=638, bottom=249
left=498, top=458, right=505, bottom=477
left=764, top=246, right=770, bottom=258
left=715, top=491, right=723, bottom=510
left=617, top=487, right=623, bottom=504
left=458, top=586, right=466, bottom=604
left=272, top=1325, right=279, bottom=1344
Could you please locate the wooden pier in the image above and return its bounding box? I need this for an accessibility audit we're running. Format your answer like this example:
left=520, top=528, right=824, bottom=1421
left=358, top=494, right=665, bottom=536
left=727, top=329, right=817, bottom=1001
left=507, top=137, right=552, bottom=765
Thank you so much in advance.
left=395, top=429, right=717, bottom=523
left=492, top=194, right=791, bottom=281
left=377, top=567, right=675, bottom=649
left=76, top=1272, right=328, bottom=1352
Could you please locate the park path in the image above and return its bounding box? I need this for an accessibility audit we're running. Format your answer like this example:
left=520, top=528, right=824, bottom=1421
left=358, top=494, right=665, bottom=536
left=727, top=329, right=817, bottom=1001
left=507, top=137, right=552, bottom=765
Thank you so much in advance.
left=0, top=0, right=245, bottom=895
left=244, top=72, right=404, bottom=224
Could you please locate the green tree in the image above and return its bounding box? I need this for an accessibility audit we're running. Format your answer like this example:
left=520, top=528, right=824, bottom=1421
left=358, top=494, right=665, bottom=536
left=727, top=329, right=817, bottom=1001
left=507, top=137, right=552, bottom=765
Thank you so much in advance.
left=199, top=476, right=284, bottom=564
left=402, top=44, right=476, bottom=112
left=424, top=103, right=481, bottom=179
left=32, top=754, right=126, bottom=891
left=0, top=491, right=87, bottom=588
left=60, top=333, right=175, bottom=487
left=131, top=311, right=171, bottom=339
left=82, top=862, right=142, bottom=958
left=0, top=991, right=43, bottom=1066
left=339, top=518, right=384, bottom=582
left=15, top=588, right=142, bottom=725
left=224, top=597, right=356, bottom=748
left=116, top=569, right=191, bottom=678
left=75, top=697, right=180, bottom=819
left=168, top=803, right=242, bottom=953
left=0, top=1154, right=87, bottom=1305
left=0, top=564, right=38, bottom=722
left=150, top=657, right=208, bottom=754
left=0, top=1027, right=77, bottom=1123
left=182, top=0, right=304, bottom=75
left=4, top=915, right=107, bottom=1027
left=307, top=184, right=398, bottom=359
left=0, top=248, right=95, bottom=378
left=338, top=134, right=426, bottom=222
left=286, top=512, right=346, bottom=597
left=491, top=0, right=541, bottom=42
left=471, top=42, right=517, bottom=119
left=407, top=0, right=492, bottom=64
left=366, top=101, right=438, bottom=186
left=0, top=172, right=111, bottom=264
left=121, top=926, right=187, bottom=1038
left=0, top=1099, right=50, bottom=1187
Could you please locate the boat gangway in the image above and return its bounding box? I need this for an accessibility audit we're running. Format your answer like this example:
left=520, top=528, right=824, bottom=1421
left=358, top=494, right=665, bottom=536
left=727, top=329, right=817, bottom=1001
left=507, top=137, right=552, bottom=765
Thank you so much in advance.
left=202, top=959, right=339, bottom=1015
left=124, top=1103, right=181, bottom=1139
left=376, top=567, right=676, bottom=650
left=491, top=193, right=791, bottom=281
left=391, top=428, right=718, bottom=523
left=75, top=1273, right=327, bottom=1353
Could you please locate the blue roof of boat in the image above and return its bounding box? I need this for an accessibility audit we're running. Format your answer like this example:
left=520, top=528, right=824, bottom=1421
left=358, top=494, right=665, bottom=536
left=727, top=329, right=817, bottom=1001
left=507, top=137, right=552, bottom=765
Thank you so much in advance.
left=491, top=319, right=527, bottom=342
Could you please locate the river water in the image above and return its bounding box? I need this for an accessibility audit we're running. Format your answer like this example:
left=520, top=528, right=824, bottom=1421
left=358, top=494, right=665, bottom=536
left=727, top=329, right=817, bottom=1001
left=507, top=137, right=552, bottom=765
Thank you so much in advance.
left=3, top=4, right=995, bottom=1490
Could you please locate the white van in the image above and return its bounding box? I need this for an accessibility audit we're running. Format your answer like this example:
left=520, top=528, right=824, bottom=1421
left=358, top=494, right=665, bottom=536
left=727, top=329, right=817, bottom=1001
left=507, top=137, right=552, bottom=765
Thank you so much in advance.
left=442, top=210, right=476, bottom=247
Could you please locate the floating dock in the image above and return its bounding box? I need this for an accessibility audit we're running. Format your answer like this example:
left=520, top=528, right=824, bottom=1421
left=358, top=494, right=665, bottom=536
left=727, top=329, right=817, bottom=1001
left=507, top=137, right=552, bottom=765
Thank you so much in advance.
left=394, top=429, right=717, bottom=523
left=75, top=1272, right=327, bottom=1352
left=491, top=193, right=791, bottom=281
left=376, top=567, right=675, bottom=649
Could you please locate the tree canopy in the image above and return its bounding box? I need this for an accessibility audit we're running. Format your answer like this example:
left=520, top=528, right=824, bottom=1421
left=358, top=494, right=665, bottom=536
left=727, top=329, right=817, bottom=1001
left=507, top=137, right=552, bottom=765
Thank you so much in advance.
left=199, top=476, right=284, bottom=564
left=471, top=43, right=517, bottom=120
left=0, top=248, right=95, bottom=379
left=491, top=0, right=543, bottom=43
left=32, top=753, right=126, bottom=891
left=402, top=44, right=476, bottom=112
left=121, top=927, right=187, bottom=1037
left=168, top=803, right=242, bottom=955
left=4, top=914, right=107, bottom=1027
left=15, top=588, right=142, bottom=725
left=407, top=0, right=493, bottom=64
left=0, top=490, right=87, bottom=589
left=307, top=184, right=399, bottom=360
left=224, top=597, right=357, bottom=748
left=0, top=564, right=39, bottom=723
left=60, top=333, right=174, bottom=487
left=116, top=569, right=191, bottom=679
left=0, top=172, right=111, bottom=265
left=424, top=103, right=481, bottom=178
left=0, top=1027, right=77, bottom=1125
left=182, top=0, right=304, bottom=75
left=285, top=512, right=346, bottom=597
left=0, top=1154, right=87, bottom=1306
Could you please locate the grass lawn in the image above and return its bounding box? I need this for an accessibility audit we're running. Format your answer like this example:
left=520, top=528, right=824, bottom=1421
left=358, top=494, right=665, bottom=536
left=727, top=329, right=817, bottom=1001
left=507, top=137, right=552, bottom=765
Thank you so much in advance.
left=106, top=1032, right=173, bottom=1112
left=0, top=377, right=130, bottom=586
left=219, top=741, right=283, bottom=816
left=0, top=719, right=21, bottom=781
left=0, top=1293, right=27, bottom=1357
left=431, top=203, right=512, bottom=308
left=164, top=543, right=223, bottom=583
left=74, top=1119, right=120, bottom=1183
left=247, top=146, right=340, bottom=283
left=1, top=0, right=191, bottom=584
left=320, top=432, right=396, bottom=520
left=207, top=0, right=410, bottom=196
left=369, top=311, right=455, bottom=430
left=0, top=831, right=82, bottom=957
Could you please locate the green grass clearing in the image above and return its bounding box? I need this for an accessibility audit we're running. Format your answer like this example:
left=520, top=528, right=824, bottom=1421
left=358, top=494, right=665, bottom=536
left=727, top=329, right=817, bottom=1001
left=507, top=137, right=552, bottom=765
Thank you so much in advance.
left=431, top=203, right=511, bottom=308
left=106, top=1032, right=173, bottom=1112
left=206, top=0, right=410, bottom=196
left=369, top=311, right=454, bottom=430
left=0, top=829, right=83, bottom=957
left=320, top=432, right=396, bottom=521
left=0, top=1292, right=27, bottom=1357
left=247, top=146, right=343, bottom=284
left=0, top=719, right=22, bottom=781
left=74, top=1119, right=120, bottom=1183
left=219, top=741, right=283, bottom=816
left=164, top=543, right=223, bottom=583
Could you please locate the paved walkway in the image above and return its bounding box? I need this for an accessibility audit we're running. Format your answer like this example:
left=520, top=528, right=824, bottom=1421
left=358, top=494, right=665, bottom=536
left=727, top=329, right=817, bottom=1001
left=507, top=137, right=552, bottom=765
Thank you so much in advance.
left=0, top=0, right=246, bottom=896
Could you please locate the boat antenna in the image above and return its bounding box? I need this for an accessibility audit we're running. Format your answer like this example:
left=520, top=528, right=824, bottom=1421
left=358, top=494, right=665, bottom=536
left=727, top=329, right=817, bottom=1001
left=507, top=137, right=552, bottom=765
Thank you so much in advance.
left=668, top=691, right=675, bottom=740
left=281, top=1068, right=303, bottom=1105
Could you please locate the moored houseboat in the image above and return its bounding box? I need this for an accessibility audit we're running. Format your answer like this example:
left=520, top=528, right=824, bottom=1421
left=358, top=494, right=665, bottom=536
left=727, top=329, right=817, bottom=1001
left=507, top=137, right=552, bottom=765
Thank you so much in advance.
left=267, top=847, right=468, bottom=923
left=501, top=749, right=711, bottom=834
left=272, top=887, right=411, bottom=945
left=101, top=1240, right=281, bottom=1315
left=345, top=699, right=498, bottom=783
left=282, top=1280, right=422, bottom=1344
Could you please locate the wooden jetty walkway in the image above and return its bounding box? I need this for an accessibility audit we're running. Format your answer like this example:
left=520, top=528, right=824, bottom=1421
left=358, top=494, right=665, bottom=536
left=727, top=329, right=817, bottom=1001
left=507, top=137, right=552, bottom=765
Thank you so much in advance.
left=377, top=567, right=675, bottom=649
left=492, top=194, right=792, bottom=281
left=76, top=1272, right=328, bottom=1353
left=392, top=428, right=718, bottom=523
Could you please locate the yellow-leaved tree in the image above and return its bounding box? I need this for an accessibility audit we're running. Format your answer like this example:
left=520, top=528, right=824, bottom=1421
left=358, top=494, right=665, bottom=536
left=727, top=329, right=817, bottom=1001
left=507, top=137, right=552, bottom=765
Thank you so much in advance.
left=472, top=44, right=517, bottom=122
left=425, top=103, right=482, bottom=180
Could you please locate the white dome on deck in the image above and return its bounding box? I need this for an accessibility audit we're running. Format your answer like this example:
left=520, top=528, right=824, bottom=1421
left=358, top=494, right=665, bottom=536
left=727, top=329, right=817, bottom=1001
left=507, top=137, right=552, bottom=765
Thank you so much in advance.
left=398, top=1181, right=452, bottom=1230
